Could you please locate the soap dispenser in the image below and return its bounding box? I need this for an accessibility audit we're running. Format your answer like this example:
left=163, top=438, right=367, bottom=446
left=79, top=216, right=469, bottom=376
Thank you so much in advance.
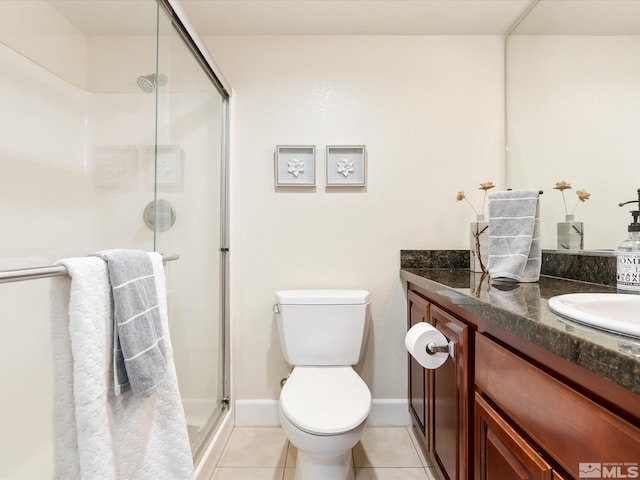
left=617, top=188, right=640, bottom=294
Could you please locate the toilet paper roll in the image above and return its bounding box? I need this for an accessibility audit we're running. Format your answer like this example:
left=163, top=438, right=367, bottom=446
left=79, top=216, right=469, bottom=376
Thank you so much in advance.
left=405, top=323, right=450, bottom=370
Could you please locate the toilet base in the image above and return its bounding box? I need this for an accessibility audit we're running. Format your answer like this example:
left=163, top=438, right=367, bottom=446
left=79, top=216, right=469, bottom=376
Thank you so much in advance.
left=294, top=449, right=355, bottom=480
left=279, top=407, right=366, bottom=480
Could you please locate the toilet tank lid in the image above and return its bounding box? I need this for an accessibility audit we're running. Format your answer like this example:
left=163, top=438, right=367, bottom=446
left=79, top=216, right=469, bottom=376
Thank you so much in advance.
left=276, top=289, right=370, bottom=305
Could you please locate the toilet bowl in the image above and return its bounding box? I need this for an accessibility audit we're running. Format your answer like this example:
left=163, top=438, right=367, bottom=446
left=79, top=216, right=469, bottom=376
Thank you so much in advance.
left=274, top=289, right=372, bottom=480
left=279, top=366, right=371, bottom=480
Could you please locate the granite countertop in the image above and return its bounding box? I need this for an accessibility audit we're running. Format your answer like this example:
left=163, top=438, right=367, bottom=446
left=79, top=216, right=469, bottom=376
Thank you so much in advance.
left=400, top=267, right=640, bottom=396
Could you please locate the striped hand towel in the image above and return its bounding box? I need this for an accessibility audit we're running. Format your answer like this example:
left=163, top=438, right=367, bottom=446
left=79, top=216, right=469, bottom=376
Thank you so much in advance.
left=91, top=249, right=167, bottom=397
left=487, top=190, right=541, bottom=283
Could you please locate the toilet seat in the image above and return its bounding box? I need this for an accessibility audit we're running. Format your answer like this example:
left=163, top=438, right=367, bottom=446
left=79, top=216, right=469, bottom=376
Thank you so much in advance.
left=280, top=367, right=371, bottom=436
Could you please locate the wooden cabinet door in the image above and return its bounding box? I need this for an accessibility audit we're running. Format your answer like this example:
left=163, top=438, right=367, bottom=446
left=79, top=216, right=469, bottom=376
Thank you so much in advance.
left=476, top=334, right=640, bottom=478
left=407, top=290, right=429, bottom=438
left=431, top=305, right=470, bottom=480
left=475, top=393, right=553, bottom=480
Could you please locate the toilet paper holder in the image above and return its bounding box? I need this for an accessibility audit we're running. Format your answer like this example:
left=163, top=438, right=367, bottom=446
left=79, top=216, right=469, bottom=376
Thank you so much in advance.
left=425, top=341, right=455, bottom=359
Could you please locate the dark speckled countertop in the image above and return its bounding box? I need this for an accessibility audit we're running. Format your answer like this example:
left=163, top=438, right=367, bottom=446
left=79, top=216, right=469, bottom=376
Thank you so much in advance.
left=400, top=251, right=640, bottom=396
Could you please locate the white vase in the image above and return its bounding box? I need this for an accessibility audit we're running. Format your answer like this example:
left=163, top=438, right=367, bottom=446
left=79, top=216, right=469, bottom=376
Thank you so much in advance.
left=470, top=214, right=489, bottom=273
left=557, top=214, right=584, bottom=250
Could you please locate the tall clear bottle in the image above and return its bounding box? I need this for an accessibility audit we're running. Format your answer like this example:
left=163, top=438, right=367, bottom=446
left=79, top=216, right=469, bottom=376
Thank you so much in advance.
left=617, top=189, right=640, bottom=294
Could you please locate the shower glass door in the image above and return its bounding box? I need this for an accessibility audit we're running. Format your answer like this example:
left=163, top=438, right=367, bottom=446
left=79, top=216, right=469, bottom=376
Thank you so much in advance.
left=0, top=0, right=229, bottom=476
left=154, top=2, right=229, bottom=456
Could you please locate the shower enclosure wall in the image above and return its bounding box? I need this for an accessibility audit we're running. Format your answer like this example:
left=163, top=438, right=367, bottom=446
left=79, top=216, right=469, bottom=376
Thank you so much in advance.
left=0, top=1, right=230, bottom=477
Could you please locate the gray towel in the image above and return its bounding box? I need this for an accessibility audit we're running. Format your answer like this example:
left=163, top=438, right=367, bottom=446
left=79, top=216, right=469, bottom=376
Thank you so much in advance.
left=487, top=282, right=541, bottom=317
left=487, top=190, right=541, bottom=283
left=91, top=249, right=167, bottom=397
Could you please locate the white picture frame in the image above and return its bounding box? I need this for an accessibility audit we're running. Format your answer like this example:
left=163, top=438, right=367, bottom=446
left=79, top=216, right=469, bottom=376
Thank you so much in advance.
left=143, top=145, right=183, bottom=187
left=275, top=145, right=316, bottom=187
left=92, top=145, right=138, bottom=188
left=326, top=145, right=367, bottom=186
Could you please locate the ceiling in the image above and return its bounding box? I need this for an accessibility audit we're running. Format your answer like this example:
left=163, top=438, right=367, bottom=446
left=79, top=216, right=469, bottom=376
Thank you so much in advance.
left=179, top=0, right=536, bottom=36
left=47, top=0, right=640, bottom=37
left=510, top=0, right=640, bottom=35
left=49, top=0, right=536, bottom=37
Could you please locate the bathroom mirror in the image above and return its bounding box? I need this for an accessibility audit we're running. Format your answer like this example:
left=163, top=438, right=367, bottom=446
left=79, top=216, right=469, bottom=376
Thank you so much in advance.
left=506, top=0, right=640, bottom=251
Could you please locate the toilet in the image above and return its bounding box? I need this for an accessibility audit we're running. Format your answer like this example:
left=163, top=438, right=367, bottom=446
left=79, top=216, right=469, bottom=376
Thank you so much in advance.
left=274, top=289, right=372, bottom=480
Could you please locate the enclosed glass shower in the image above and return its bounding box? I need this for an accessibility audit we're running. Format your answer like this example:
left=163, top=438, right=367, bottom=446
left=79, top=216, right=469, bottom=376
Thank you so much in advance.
left=0, top=0, right=229, bottom=477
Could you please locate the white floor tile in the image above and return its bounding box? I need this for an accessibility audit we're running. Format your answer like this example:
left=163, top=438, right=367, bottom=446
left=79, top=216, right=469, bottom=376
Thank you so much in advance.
left=213, top=427, right=433, bottom=479
left=406, top=426, right=432, bottom=468
left=355, top=467, right=431, bottom=480
left=212, top=467, right=284, bottom=480
left=353, top=427, right=423, bottom=468
left=218, top=428, right=288, bottom=468
left=285, top=443, right=297, bottom=468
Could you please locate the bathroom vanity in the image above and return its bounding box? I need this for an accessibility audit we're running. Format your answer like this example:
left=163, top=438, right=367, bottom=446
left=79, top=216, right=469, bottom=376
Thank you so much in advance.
left=401, top=252, right=640, bottom=480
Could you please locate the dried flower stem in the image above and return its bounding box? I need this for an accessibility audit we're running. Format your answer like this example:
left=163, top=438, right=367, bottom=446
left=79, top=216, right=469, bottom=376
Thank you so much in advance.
left=456, top=182, right=495, bottom=217
left=481, top=190, right=488, bottom=216
left=571, top=198, right=580, bottom=215
left=464, top=197, right=479, bottom=216
left=561, top=190, right=569, bottom=216
left=572, top=189, right=591, bottom=214
left=554, top=181, right=590, bottom=217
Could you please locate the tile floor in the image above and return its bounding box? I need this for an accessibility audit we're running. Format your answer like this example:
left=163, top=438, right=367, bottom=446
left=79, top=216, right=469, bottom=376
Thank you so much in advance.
left=211, top=426, right=439, bottom=480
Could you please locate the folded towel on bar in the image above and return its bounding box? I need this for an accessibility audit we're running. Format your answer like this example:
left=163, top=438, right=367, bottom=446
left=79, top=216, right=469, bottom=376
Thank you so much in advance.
left=90, top=249, right=167, bottom=397
left=487, top=189, right=541, bottom=283
left=50, top=253, right=194, bottom=480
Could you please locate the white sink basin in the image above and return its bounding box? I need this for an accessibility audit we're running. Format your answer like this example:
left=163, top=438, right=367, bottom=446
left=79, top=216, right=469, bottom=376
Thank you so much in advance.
left=548, top=293, right=640, bottom=338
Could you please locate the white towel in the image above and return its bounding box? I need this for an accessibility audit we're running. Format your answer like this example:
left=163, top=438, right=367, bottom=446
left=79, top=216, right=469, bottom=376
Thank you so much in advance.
left=51, top=253, right=194, bottom=480
left=487, top=189, right=541, bottom=283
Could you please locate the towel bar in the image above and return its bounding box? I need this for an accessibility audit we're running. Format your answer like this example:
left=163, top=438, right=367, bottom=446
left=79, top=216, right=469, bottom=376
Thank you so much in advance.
left=507, top=188, right=544, bottom=195
left=0, top=253, right=179, bottom=284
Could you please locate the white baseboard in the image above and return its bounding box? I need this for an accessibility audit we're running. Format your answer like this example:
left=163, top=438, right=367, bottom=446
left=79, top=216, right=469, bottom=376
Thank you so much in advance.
left=235, top=398, right=411, bottom=427
left=235, top=399, right=280, bottom=426
left=367, top=399, right=412, bottom=426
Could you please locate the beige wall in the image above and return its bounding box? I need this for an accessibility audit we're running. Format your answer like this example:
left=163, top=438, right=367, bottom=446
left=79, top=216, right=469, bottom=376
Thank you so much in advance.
left=508, top=35, right=640, bottom=250
left=204, top=35, right=506, bottom=413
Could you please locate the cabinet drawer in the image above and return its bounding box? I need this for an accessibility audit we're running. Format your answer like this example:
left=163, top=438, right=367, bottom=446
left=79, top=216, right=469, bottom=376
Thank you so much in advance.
left=476, top=334, right=640, bottom=479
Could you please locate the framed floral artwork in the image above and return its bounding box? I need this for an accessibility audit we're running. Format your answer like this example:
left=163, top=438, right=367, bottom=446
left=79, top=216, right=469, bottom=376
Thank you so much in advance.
left=275, top=145, right=316, bottom=187
left=92, top=145, right=138, bottom=188
left=326, top=145, right=366, bottom=186
left=143, top=145, right=183, bottom=187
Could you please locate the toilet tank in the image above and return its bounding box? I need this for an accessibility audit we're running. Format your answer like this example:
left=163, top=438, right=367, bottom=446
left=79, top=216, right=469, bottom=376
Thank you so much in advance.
left=275, top=289, right=370, bottom=366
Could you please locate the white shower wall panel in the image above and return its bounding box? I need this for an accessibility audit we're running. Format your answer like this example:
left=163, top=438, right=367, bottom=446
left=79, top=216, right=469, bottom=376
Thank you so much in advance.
left=0, top=41, right=84, bottom=479
left=0, top=42, right=156, bottom=478
left=87, top=93, right=157, bottom=249
left=0, top=43, right=90, bottom=264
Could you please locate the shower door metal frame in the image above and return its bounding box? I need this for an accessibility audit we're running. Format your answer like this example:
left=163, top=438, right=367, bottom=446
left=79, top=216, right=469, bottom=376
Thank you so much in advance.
left=158, top=0, right=232, bottom=464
